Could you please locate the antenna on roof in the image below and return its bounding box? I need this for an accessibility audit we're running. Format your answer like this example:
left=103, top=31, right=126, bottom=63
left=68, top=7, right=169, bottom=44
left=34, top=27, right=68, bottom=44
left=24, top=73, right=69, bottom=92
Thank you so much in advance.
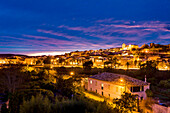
left=145, top=75, right=147, bottom=82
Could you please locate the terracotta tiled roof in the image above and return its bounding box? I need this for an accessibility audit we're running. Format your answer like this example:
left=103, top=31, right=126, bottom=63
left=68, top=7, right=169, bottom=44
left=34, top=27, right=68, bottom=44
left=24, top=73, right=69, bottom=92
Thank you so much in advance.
left=89, top=72, right=149, bottom=86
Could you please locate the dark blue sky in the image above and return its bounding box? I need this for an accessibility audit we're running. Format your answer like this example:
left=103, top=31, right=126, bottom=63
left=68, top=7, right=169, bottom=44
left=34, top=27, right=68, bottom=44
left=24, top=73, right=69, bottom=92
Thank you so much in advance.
left=0, top=0, right=170, bottom=55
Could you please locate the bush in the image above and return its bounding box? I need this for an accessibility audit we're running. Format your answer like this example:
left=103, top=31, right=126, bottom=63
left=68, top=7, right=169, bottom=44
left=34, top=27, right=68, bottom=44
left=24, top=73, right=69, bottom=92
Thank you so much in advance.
left=159, top=80, right=170, bottom=88
left=145, top=89, right=153, bottom=97
left=20, top=94, right=116, bottom=113
left=20, top=94, right=51, bottom=113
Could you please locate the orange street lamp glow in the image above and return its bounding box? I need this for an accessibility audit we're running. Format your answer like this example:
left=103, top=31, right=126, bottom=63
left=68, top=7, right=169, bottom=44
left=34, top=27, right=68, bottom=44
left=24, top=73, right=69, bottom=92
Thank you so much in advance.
left=120, top=78, right=126, bottom=92
left=70, top=72, right=74, bottom=75
left=120, top=79, right=123, bottom=82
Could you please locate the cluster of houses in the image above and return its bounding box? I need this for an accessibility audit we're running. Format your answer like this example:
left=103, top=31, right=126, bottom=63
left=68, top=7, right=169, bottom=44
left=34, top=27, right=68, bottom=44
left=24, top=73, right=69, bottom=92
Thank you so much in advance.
left=0, top=43, right=170, bottom=70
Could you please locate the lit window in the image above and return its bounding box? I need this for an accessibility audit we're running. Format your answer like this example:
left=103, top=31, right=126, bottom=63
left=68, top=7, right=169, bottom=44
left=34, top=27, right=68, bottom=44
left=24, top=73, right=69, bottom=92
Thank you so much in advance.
left=120, top=88, right=122, bottom=93
left=95, top=81, right=97, bottom=86
left=101, top=83, right=104, bottom=90
left=90, top=80, right=92, bottom=84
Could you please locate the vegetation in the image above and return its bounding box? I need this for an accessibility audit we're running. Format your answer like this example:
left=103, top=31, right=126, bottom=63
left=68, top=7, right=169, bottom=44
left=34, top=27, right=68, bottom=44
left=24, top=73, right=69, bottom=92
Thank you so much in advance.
left=0, top=64, right=169, bottom=113
left=20, top=94, right=115, bottom=113
left=113, top=92, right=139, bottom=113
left=83, top=61, right=93, bottom=74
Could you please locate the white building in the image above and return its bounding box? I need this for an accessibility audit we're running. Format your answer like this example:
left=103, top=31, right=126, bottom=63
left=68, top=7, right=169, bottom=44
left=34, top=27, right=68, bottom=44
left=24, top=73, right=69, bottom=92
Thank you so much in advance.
left=88, top=72, right=150, bottom=99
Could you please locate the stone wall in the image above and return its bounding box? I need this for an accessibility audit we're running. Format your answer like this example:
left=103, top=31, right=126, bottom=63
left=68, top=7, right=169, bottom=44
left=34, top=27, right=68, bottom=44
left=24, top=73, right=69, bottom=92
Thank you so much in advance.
left=152, top=104, right=170, bottom=113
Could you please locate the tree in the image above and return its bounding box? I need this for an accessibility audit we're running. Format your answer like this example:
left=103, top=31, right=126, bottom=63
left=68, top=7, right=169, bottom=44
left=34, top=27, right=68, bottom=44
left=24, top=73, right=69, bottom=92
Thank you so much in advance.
left=83, top=61, right=93, bottom=72
left=36, top=59, right=43, bottom=65
left=56, top=67, right=68, bottom=75
left=20, top=94, right=51, bottom=113
left=134, top=60, right=137, bottom=67
left=43, top=56, right=51, bottom=64
left=113, top=92, right=138, bottom=113
left=9, top=89, right=54, bottom=113
left=140, top=61, right=158, bottom=78
left=56, top=77, right=75, bottom=97
left=20, top=93, right=116, bottom=113
left=145, top=89, right=153, bottom=97
left=126, top=62, right=130, bottom=70
left=0, top=67, right=28, bottom=93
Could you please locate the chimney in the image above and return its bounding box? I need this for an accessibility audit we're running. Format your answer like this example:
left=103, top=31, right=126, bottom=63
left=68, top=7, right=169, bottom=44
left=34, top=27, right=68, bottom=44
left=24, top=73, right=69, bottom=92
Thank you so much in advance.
left=145, top=75, right=147, bottom=82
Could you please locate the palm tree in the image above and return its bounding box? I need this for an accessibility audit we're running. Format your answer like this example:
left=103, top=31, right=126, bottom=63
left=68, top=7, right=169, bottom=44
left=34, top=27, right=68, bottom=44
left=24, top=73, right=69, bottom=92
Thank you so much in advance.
left=126, top=62, right=130, bottom=70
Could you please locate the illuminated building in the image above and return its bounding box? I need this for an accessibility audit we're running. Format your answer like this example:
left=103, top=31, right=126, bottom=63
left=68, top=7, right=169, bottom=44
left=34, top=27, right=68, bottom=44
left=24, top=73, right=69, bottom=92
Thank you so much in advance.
left=88, top=72, right=150, bottom=99
left=122, top=43, right=139, bottom=50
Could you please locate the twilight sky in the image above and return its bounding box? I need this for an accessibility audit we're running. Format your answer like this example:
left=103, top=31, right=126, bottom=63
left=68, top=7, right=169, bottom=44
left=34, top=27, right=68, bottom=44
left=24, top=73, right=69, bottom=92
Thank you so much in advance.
left=0, top=0, right=170, bottom=55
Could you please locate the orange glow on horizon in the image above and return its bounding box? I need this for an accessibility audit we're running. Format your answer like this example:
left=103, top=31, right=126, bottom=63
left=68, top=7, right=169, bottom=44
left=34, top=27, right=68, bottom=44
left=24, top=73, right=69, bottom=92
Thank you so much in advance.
left=26, top=51, right=70, bottom=56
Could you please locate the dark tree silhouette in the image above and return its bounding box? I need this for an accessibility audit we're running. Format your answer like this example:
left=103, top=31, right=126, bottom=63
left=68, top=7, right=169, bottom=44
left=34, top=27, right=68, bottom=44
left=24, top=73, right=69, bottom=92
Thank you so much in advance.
left=126, top=62, right=130, bottom=70
left=140, top=61, right=158, bottom=78
left=83, top=61, right=93, bottom=72
left=113, top=92, right=138, bottom=113
left=0, top=67, right=28, bottom=93
left=43, top=56, right=51, bottom=64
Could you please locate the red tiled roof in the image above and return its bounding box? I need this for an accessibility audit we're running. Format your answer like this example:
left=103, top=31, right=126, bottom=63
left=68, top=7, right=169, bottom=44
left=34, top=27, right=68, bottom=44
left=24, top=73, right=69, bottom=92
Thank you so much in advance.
left=89, top=72, right=149, bottom=86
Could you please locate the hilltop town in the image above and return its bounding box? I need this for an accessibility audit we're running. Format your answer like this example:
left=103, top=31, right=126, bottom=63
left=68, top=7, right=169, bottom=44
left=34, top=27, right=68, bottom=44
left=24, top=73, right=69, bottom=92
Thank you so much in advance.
left=0, top=43, right=170, bottom=113
left=1, top=43, right=170, bottom=70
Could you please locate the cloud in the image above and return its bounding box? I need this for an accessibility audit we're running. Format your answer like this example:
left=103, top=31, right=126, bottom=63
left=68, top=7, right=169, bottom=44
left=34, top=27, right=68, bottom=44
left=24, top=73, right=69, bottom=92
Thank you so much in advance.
left=96, top=18, right=131, bottom=24
left=22, top=34, right=118, bottom=50
left=1, top=18, right=170, bottom=54
left=37, top=29, right=82, bottom=39
left=159, top=34, right=170, bottom=39
left=58, top=19, right=170, bottom=41
left=22, top=35, right=49, bottom=39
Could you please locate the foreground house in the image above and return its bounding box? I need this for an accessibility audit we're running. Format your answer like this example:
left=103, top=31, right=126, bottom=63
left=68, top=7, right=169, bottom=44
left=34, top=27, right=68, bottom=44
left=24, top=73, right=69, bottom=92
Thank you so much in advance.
left=88, top=72, right=150, bottom=99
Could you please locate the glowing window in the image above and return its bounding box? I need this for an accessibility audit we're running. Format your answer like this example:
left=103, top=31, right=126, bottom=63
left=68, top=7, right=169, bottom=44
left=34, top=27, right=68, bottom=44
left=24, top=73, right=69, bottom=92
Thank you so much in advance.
left=95, top=81, right=97, bottom=86
left=101, top=83, right=104, bottom=90
left=90, top=80, right=92, bottom=84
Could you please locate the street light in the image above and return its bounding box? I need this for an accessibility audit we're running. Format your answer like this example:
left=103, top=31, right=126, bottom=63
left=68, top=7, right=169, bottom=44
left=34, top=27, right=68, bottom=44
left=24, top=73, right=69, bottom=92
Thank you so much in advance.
left=120, top=78, right=126, bottom=92
left=120, top=79, right=123, bottom=82
left=70, top=71, right=74, bottom=76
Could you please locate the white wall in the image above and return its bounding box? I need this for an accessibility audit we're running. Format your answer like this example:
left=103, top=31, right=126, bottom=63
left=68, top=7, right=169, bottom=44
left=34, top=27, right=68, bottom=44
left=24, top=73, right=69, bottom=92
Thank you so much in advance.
left=88, top=78, right=149, bottom=100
